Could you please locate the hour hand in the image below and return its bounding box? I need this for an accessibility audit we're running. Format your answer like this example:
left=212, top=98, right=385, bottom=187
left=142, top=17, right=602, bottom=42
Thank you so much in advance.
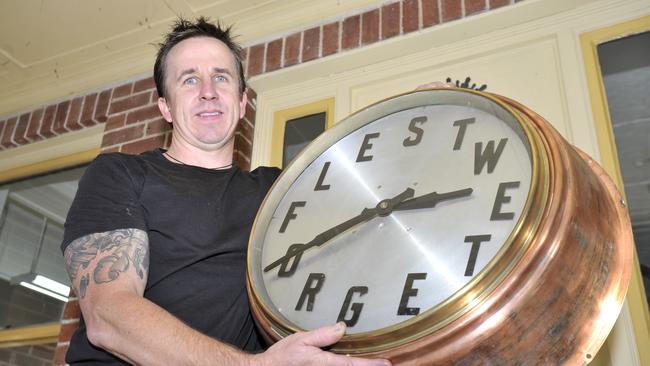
left=394, top=188, right=473, bottom=211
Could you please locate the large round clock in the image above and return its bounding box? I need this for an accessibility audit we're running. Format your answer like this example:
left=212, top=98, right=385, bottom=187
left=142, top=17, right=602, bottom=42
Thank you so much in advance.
left=247, top=88, right=633, bottom=365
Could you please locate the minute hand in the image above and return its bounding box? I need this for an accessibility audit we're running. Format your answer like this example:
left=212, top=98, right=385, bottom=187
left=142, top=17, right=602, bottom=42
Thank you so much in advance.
left=393, top=187, right=473, bottom=211
left=263, top=187, right=415, bottom=273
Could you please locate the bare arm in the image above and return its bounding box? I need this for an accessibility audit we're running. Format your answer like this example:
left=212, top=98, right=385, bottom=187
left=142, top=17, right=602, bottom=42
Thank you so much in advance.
left=64, top=229, right=390, bottom=366
left=64, top=228, right=252, bottom=365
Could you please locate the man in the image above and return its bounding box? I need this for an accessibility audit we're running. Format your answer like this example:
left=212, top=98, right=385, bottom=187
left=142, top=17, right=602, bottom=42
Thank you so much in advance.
left=61, top=17, right=391, bottom=366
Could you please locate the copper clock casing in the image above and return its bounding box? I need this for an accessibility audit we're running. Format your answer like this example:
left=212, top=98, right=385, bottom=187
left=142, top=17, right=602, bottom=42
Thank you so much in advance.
left=246, top=88, right=634, bottom=365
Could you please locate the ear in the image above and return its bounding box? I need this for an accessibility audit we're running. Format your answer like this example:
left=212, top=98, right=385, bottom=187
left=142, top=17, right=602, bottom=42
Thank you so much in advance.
left=238, top=91, right=248, bottom=120
left=158, top=97, right=173, bottom=123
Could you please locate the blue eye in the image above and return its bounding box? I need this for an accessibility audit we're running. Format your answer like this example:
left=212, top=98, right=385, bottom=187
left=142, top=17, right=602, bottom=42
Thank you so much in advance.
left=215, top=75, right=227, bottom=82
left=184, top=77, right=197, bottom=85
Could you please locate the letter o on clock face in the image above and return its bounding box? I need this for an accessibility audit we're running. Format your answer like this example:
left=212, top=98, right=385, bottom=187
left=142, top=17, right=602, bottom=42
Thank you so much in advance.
left=246, top=88, right=633, bottom=365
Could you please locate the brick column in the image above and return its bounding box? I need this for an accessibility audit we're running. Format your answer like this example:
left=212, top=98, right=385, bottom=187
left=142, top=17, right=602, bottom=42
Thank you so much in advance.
left=53, top=292, right=80, bottom=366
left=234, top=88, right=257, bottom=171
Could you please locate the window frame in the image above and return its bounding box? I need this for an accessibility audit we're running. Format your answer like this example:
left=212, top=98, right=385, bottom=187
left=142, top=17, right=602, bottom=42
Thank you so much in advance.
left=0, top=148, right=99, bottom=348
left=580, top=14, right=650, bottom=365
left=271, top=98, right=335, bottom=168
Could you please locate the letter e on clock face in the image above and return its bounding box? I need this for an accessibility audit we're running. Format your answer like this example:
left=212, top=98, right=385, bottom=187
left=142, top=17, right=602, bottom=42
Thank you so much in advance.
left=248, top=89, right=540, bottom=344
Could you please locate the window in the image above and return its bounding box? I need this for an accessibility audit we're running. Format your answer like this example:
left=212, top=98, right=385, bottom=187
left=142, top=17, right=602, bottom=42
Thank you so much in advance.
left=0, top=166, right=86, bottom=330
left=0, top=146, right=98, bottom=349
left=272, top=98, right=335, bottom=168
left=581, top=15, right=650, bottom=363
left=282, top=112, right=327, bottom=167
left=598, top=30, right=650, bottom=306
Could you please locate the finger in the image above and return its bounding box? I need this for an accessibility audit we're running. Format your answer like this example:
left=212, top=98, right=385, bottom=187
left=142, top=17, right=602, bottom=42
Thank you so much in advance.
left=297, top=322, right=347, bottom=348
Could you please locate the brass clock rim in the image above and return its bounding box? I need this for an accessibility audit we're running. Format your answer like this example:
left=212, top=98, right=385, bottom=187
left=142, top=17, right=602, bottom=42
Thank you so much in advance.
left=246, top=88, right=551, bottom=352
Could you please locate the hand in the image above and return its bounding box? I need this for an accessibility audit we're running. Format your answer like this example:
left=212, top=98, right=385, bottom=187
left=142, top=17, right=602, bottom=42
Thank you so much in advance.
left=254, top=322, right=391, bottom=366
left=264, top=188, right=415, bottom=273
left=394, top=188, right=473, bottom=211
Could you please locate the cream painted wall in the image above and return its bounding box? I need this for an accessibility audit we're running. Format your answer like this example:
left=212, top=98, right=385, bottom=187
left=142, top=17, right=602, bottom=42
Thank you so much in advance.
left=250, top=0, right=650, bottom=364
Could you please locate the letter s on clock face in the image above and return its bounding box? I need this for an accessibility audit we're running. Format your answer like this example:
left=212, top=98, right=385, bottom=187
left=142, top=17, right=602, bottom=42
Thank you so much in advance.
left=247, top=88, right=547, bottom=352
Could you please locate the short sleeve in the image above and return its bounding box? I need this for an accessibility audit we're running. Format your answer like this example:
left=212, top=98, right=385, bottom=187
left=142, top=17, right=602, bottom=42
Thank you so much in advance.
left=250, top=166, right=282, bottom=191
left=61, top=153, right=147, bottom=252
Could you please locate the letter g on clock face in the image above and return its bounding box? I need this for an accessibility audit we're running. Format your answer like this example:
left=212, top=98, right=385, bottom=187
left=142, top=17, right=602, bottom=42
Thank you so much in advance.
left=247, top=89, right=544, bottom=348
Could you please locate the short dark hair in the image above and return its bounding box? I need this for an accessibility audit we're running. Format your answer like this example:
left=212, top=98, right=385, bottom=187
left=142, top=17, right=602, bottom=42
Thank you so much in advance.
left=154, top=17, right=246, bottom=99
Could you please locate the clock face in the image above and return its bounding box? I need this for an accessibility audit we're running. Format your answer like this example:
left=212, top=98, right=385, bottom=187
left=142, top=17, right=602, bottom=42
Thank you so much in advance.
left=248, top=89, right=539, bottom=340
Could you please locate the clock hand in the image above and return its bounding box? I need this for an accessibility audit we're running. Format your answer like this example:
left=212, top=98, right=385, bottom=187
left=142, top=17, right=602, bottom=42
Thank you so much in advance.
left=393, top=187, right=473, bottom=211
left=264, top=187, right=415, bottom=273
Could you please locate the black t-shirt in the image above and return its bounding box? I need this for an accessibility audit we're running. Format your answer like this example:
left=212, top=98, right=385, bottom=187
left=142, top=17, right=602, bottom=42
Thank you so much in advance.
left=61, top=149, right=281, bottom=365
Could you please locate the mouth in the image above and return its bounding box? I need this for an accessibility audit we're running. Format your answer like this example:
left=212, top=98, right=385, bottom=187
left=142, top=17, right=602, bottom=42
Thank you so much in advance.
left=197, top=111, right=223, bottom=117
left=196, top=110, right=224, bottom=121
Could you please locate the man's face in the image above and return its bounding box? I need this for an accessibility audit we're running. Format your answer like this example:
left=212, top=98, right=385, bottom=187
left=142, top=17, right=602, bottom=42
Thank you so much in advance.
left=157, top=37, right=246, bottom=152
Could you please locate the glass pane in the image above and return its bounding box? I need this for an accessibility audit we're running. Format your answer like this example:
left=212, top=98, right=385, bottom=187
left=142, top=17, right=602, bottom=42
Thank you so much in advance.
left=0, top=203, right=42, bottom=278
left=0, top=166, right=86, bottom=329
left=283, top=112, right=326, bottom=167
left=0, top=342, right=55, bottom=365
left=598, top=30, right=650, bottom=306
left=0, top=278, right=65, bottom=328
left=36, top=221, right=69, bottom=286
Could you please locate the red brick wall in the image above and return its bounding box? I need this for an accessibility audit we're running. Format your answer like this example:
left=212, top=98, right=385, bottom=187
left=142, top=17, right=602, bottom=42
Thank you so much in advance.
left=0, top=91, right=108, bottom=150
left=243, top=0, right=514, bottom=76
left=0, top=1, right=521, bottom=364
left=53, top=293, right=81, bottom=366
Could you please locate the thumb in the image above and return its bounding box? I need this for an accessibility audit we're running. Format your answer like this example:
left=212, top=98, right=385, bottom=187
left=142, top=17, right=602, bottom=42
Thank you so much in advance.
left=299, top=322, right=347, bottom=348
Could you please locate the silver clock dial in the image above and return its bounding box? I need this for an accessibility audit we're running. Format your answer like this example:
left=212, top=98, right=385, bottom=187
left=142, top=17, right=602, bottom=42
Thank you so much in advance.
left=249, top=91, right=533, bottom=334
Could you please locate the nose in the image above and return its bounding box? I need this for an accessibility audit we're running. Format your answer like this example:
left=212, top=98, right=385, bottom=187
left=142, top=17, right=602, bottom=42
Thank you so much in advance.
left=199, top=80, right=218, bottom=101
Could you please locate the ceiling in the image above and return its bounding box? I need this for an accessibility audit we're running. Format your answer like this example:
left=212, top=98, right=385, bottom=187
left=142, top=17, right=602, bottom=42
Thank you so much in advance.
left=0, top=0, right=380, bottom=117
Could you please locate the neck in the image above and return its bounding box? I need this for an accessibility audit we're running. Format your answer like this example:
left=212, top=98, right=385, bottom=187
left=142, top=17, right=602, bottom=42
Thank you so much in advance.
left=165, top=140, right=234, bottom=170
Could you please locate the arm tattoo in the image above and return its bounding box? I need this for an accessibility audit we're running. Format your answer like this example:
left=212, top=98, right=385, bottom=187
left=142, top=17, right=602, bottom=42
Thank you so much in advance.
left=64, top=229, right=149, bottom=298
left=94, top=251, right=130, bottom=283
left=80, top=273, right=90, bottom=298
